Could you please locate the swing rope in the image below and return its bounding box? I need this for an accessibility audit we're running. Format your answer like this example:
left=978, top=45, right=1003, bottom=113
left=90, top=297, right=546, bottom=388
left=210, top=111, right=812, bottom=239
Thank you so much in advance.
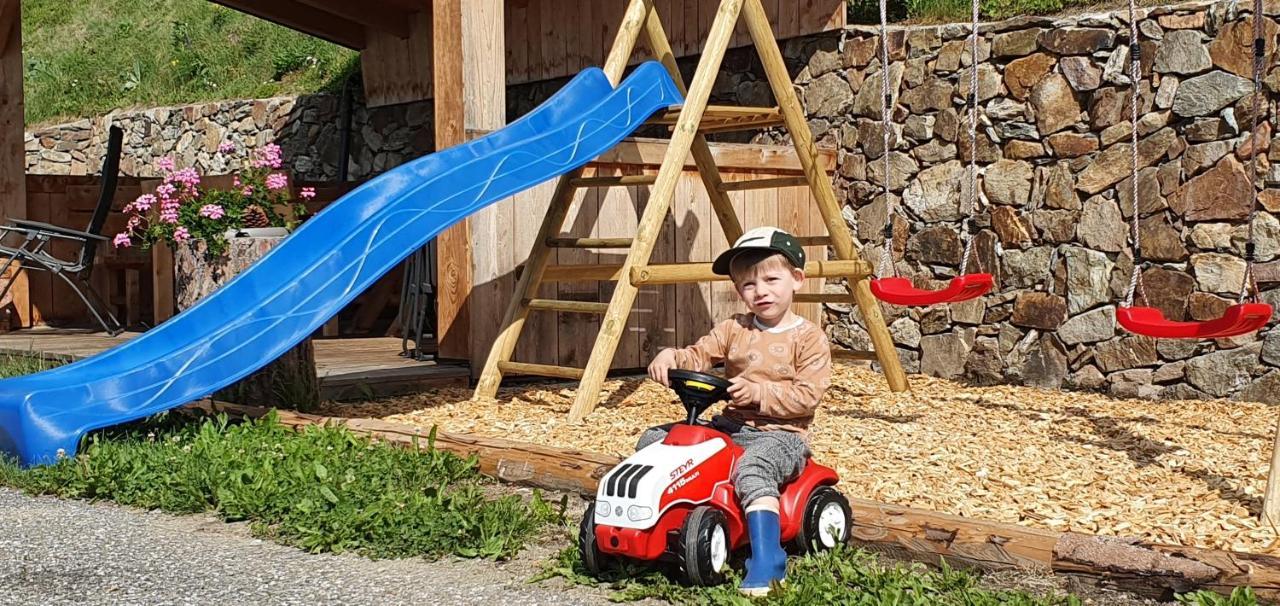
left=1242, top=0, right=1265, bottom=304
left=1123, top=0, right=1146, bottom=307
left=960, top=0, right=980, bottom=275
left=877, top=0, right=984, bottom=278
left=878, top=0, right=894, bottom=278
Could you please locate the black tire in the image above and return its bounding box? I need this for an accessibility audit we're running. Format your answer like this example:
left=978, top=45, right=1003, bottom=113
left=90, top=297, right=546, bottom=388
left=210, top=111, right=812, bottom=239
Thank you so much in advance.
left=578, top=501, right=612, bottom=577
left=794, top=486, right=852, bottom=554
left=680, top=506, right=731, bottom=586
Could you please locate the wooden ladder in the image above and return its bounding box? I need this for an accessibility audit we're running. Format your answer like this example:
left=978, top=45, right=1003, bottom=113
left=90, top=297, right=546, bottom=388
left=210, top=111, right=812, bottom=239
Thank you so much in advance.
left=474, top=0, right=908, bottom=422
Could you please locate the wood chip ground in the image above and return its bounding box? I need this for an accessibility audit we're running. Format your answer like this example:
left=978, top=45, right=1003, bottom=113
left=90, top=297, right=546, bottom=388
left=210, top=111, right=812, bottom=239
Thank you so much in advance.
left=318, top=363, right=1280, bottom=555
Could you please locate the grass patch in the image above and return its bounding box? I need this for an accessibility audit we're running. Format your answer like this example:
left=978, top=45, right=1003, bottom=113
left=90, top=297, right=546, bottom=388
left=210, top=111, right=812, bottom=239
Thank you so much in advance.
left=0, top=353, right=61, bottom=378
left=0, top=413, right=563, bottom=560
left=21, top=0, right=358, bottom=126
left=536, top=542, right=1260, bottom=605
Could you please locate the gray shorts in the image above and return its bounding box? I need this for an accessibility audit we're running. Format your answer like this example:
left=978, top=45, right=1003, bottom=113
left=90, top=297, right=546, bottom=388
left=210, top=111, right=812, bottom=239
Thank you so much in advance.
left=635, top=416, right=811, bottom=506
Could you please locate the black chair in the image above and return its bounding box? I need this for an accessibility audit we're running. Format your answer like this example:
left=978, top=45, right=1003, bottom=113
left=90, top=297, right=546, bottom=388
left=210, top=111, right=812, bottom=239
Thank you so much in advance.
left=0, top=125, right=125, bottom=335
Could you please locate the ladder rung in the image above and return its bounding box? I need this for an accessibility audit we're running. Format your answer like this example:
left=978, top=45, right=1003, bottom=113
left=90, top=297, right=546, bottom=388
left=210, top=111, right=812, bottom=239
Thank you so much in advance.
left=794, top=236, right=832, bottom=246
left=498, top=361, right=585, bottom=380
left=832, top=349, right=879, bottom=361
left=525, top=298, right=610, bottom=314
left=795, top=293, right=850, bottom=304
left=546, top=237, right=635, bottom=249
left=718, top=176, right=810, bottom=192
left=537, top=264, right=624, bottom=282
left=648, top=105, right=785, bottom=133
left=569, top=175, right=657, bottom=188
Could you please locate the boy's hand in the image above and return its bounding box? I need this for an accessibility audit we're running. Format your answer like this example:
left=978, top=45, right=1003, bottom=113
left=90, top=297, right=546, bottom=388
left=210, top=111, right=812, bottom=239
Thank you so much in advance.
left=648, top=349, right=679, bottom=387
left=727, top=377, right=761, bottom=407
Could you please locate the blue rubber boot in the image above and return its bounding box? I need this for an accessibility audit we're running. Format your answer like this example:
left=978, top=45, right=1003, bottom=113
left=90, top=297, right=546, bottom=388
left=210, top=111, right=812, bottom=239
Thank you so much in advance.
left=739, top=510, right=787, bottom=596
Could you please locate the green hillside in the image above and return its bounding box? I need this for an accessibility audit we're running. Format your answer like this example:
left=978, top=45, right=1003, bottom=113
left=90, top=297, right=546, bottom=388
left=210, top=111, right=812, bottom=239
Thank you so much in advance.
left=20, top=0, right=358, bottom=127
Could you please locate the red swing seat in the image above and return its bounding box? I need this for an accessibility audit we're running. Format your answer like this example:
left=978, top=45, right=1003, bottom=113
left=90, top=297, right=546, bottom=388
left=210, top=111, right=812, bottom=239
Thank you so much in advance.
left=869, top=273, right=994, bottom=306
left=1116, top=303, right=1274, bottom=339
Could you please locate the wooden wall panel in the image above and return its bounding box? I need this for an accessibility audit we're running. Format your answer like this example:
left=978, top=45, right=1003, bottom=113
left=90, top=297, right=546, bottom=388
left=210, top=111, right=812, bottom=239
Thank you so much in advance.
left=362, top=9, right=434, bottom=107
left=1, top=0, right=26, bottom=325
left=362, top=0, right=843, bottom=106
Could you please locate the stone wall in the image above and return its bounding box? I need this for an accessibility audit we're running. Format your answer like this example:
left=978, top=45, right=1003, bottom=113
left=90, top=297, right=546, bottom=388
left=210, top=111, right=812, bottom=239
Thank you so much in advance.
left=777, top=0, right=1280, bottom=403
left=25, top=91, right=435, bottom=182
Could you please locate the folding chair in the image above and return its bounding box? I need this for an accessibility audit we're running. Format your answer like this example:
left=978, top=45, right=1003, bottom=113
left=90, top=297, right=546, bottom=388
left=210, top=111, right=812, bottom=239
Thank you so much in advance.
left=0, top=125, right=125, bottom=335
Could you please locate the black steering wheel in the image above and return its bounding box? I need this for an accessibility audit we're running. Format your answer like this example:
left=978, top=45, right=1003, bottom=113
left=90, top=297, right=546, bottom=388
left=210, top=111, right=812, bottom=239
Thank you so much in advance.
left=666, top=369, right=732, bottom=425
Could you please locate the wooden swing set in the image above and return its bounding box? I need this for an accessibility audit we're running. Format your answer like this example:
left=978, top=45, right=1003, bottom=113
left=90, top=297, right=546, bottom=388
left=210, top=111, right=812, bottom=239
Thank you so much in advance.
left=472, top=0, right=909, bottom=420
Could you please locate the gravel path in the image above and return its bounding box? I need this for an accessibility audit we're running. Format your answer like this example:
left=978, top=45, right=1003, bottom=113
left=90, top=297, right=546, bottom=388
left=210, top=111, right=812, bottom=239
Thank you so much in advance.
left=0, top=488, right=612, bottom=606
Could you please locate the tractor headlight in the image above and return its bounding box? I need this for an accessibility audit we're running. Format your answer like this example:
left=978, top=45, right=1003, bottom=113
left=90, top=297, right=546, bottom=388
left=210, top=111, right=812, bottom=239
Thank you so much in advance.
left=595, top=500, right=611, bottom=517
left=627, top=505, right=653, bottom=521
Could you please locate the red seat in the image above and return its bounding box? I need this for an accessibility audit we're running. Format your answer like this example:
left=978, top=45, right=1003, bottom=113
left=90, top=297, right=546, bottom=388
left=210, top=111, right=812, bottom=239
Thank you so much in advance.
left=869, top=274, right=994, bottom=306
left=1116, top=303, right=1274, bottom=339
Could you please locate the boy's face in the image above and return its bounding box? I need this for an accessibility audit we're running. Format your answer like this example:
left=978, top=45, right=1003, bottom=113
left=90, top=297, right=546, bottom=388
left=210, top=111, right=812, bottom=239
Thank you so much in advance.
left=731, top=256, right=805, bottom=323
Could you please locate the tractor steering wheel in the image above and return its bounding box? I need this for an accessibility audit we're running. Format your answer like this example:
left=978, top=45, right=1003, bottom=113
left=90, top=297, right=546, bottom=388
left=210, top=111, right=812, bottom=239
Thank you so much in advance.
left=666, top=369, right=731, bottom=425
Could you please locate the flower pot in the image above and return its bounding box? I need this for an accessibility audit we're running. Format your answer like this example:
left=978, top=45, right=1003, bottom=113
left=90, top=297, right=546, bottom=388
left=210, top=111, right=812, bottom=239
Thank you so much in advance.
left=173, top=234, right=319, bottom=410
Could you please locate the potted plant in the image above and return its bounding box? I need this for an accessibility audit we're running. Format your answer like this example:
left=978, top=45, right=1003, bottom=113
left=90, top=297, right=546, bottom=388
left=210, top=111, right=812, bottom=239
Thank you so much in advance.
left=113, top=142, right=313, bottom=258
left=113, top=141, right=320, bottom=410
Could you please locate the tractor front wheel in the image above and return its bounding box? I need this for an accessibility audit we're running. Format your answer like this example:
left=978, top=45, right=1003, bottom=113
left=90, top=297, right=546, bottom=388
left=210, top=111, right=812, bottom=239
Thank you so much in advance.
left=680, top=505, right=730, bottom=586
left=579, top=501, right=613, bottom=576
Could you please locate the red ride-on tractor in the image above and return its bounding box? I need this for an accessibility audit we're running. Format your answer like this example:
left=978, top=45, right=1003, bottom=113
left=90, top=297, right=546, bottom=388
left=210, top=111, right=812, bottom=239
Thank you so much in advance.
left=578, top=369, right=852, bottom=585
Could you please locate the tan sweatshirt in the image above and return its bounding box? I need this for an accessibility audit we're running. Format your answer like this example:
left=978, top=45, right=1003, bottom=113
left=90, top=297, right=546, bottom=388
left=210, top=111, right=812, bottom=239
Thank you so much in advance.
left=668, top=313, right=832, bottom=435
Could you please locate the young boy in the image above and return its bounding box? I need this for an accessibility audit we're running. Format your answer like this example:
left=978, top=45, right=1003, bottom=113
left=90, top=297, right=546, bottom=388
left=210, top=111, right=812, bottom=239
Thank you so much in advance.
left=641, top=226, right=832, bottom=596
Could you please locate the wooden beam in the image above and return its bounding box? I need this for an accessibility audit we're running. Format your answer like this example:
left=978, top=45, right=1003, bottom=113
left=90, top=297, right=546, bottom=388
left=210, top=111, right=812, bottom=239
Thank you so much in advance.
left=0, top=0, right=27, bottom=326
left=294, top=0, right=412, bottom=39
left=196, top=400, right=1280, bottom=602
left=209, top=0, right=367, bottom=49
left=630, top=259, right=871, bottom=285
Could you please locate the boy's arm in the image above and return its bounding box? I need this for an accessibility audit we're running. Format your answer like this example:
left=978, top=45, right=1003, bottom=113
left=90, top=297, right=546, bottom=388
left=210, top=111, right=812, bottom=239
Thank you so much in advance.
left=754, top=328, right=832, bottom=419
left=666, top=318, right=737, bottom=371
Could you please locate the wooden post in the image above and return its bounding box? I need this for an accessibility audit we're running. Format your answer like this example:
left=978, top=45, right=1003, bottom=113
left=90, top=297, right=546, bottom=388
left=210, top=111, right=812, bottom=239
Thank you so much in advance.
left=567, top=0, right=747, bottom=422
left=740, top=0, right=908, bottom=392
left=151, top=243, right=175, bottom=324
left=0, top=0, right=27, bottom=327
left=432, top=0, right=505, bottom=366
left=1263, top=418, right=1280, bottom=526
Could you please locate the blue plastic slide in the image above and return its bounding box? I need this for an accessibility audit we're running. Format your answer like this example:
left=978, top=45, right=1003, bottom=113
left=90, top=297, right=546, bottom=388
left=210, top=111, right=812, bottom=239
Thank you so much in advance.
left=0, top=62, right=683, bottom=466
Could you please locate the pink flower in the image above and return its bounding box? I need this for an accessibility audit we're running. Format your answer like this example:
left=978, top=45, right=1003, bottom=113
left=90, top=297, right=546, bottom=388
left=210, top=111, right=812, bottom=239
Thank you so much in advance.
left=155, top=157, right=175, bottom=173
left=218, top=141, right=236, bottom=154
left=198, top=204, right=225, bottom=220
left=173, top=227, right=191, bottom=242
left=127, top=216, right=142, bottom=230
left=266, top=173, right=288, bottom=190
left=112, top=233, right=132, bottom=248
left=169, top=167, right=201, bottom=188
left=251, top=143, right=283, bottom=169
left=241, top=185, right=254, bottom=196
left=156, top=183, right=177, bottom=200
left=133, top=194, right=156, bottom=212
left=159, top=201, right=180, bottom=224
left=233, top=176, right=241, bottom=187
left=300, top=187, right=316, bottom=200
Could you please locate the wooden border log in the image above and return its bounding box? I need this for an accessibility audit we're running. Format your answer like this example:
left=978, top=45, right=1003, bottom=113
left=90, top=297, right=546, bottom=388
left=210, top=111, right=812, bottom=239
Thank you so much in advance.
left=190, top=401, right=1280, bottom=601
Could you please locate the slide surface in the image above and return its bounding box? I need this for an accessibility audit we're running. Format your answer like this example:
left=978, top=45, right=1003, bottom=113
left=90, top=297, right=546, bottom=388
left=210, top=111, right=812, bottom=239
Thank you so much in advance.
left=0, top=62, right=682, bottom=466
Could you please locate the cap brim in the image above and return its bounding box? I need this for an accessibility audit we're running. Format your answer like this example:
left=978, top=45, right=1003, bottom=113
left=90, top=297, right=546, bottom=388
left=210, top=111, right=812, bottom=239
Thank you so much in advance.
left=711, top=248, right=742, bottom=276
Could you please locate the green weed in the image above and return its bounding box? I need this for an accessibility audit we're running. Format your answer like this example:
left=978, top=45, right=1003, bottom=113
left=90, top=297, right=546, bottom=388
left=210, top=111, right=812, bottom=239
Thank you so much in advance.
left=539, top=537, right=1262, bottom=606
left=0, top=414, right=563, bottom=560
left=0, top=353, right=60, bottom=378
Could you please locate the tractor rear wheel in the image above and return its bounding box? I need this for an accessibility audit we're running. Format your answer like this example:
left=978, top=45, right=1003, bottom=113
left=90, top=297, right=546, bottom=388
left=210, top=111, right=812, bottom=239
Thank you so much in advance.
left=794, top=486, right=851, bottom=554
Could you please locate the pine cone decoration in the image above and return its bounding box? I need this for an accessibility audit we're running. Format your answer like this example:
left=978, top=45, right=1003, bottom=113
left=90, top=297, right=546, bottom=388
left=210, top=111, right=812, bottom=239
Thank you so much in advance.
left=242, top=204, right=270, bottom=229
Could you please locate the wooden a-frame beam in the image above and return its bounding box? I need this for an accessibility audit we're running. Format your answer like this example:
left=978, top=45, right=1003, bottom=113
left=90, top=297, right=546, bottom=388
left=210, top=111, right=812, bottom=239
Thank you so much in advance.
left=209, top=0, right=367, bottom=49
left=294, top=0, right=412, bottom=39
